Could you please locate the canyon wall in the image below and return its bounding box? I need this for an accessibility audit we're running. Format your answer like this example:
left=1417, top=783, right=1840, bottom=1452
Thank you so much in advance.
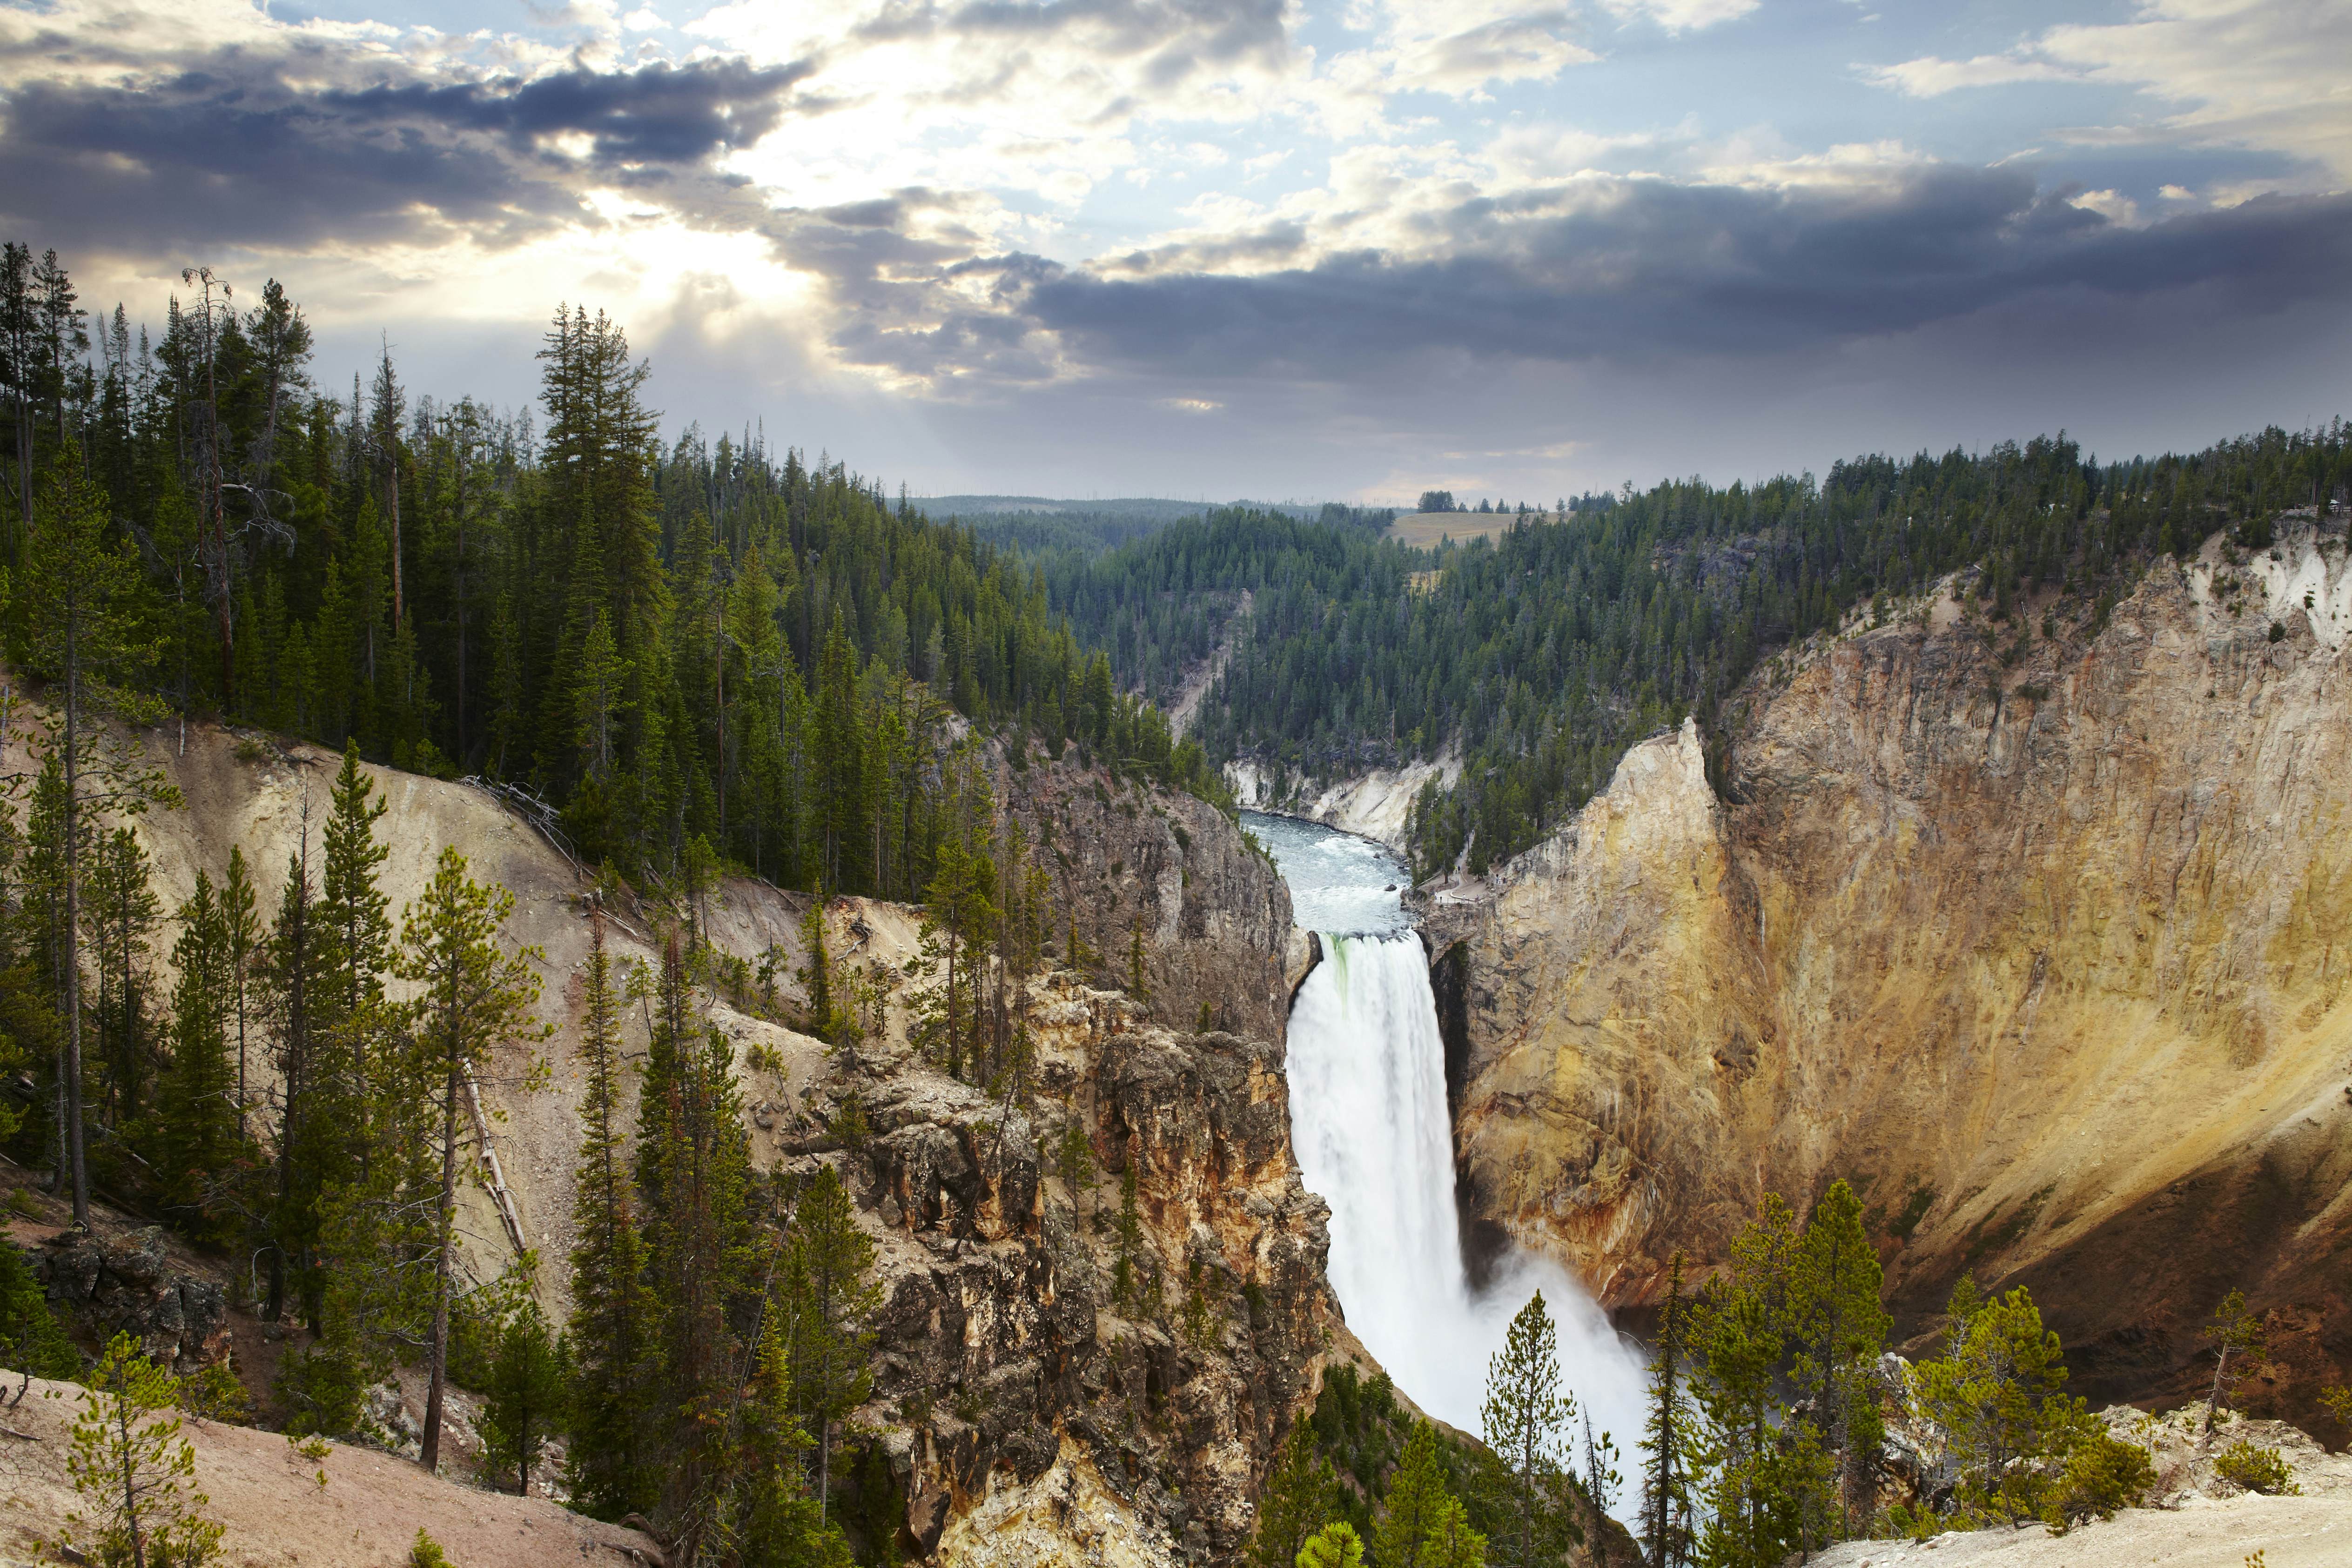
left=1419, top=522, right=2352, bottom=1416
left=8, top=717, right=1336, bottom=1564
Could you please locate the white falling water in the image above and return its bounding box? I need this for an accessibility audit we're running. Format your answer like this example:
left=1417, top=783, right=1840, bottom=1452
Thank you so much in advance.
left=1248, top=813, right=1647, bottom=1471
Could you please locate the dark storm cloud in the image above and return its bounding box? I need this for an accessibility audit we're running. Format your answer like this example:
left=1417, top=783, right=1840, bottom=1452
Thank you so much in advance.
left=828, top=168, right=2352, bottom=382
left=0, top=50, right=810, bottom=253
left=854, top=0, right=1289, bottom=85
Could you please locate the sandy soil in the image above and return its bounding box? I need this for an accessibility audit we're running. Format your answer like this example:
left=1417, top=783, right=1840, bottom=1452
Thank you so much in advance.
left=0, top=1374, right=659, bottom=1568
left=1810, top=1494, right=2352, bottom=1568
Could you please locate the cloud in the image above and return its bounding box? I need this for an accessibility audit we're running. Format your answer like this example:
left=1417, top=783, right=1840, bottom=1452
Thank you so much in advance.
left=1600, top=0, right=1759, bottom=31
left=0, top=5, right=814, bottom=255
left=1867, top=54, right=2075, bottom=98
left=798, top=167, right=2352, bottom=389
left=1871, top=0, right=2352, bottom=182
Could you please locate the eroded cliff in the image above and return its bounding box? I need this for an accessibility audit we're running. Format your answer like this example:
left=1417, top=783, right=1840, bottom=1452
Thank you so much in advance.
left=6, top=718, right=1339, bottom=1564
left=1421, top=520, right=2352, bottom=1416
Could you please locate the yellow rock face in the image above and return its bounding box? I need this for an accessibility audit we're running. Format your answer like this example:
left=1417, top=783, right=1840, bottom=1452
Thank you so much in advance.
left=1424, top=527, right=2352, bottom=1406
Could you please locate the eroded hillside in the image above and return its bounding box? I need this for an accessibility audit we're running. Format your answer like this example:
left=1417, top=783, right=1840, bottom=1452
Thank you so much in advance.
left=6, top=719, right=1342, bottom=1565
left=1419, top=520, right=2352, bottom=1420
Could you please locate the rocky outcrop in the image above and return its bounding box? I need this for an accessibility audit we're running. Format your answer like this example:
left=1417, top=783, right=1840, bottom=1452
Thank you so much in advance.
left=837, top=982, right=1337, bottom=1567
left=1422, top=521, right=2352, bottom=1418
left=23, top=1220, right=230, bottom=1371
left=1226, top=754, right=1458, bottom=852
left=1007, top=759, right=1293, bottom=1043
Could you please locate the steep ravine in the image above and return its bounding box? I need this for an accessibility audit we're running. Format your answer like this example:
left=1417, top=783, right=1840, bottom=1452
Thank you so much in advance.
left=5, top=718, right=1344, bottom=1566
left=1418, top=521, right=2352, bottom=1420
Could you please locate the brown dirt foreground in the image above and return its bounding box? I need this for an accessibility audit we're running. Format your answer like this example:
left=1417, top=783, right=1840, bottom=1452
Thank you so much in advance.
left=1809, top=1496, right=2352, bottom=1568
left=0, top=1375, right=661, bottom=1568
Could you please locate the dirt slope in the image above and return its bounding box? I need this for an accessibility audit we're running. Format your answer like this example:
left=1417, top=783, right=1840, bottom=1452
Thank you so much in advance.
left=0, top=1373, right=659, bottom=1568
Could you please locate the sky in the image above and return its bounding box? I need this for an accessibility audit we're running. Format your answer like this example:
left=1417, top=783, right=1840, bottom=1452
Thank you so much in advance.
left=3, top=0, right=2348, bottom=503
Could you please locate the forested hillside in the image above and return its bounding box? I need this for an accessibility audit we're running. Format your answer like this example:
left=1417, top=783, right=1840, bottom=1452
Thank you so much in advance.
left=0, top=241, right=1271, bottom=1568
left=1039, top=429, right=2352, bottom=877
left=0, top=244, right=1218, bottom=902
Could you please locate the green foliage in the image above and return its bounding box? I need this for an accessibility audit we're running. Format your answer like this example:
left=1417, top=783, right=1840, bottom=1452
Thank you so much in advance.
left=1478, top=1292, right=1580, bottom=1568
left=1372, top=1423, right=1487, bottom=1568
left=2047, top=1428, right=2155, bottom=1528
left=1682, top=1185, right=1904, bottom=1565
left=478, top=1301, right=569, bottom=1495
left=565, top=912, right=657, bottom=1521
left=1031, top=428, right=2352, bottom=878
left=152, top=869, right=251, bottom=1241
left=1638, top=1254, right=1697, bottom=1568
left=1296, top=1521, right=1364, bottom=1568
left=1250, top=1420, right=1337, bottom=1568
left=173, top=1363, right=253, bottom=1426
left=2203, top=1288, right=2265, bottom=1428
left=63, top=1332, right=226, bottom=1568
left=782, top=1161, right=884, bottom=1515
left=0, top=1238, right=79, bottom=1379
left=1914, top=1280, right=2086, bottom=1526
left=2213, top=1439, right=2298, bottom=1496
left=408, top=1529, right=451, bottom=1568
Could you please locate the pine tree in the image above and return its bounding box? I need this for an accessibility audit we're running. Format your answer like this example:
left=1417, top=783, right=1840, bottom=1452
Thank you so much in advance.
left=86, top=825, right=160, bottom=1129
left=153, top=871, right=244, bottom=1239
left=313, top=740, right=394, bottom=1203
left=13, top=449, right=176, bottom=1225
left=2202, top=1288, right=2265, bottom=1432
left=1790, top=1180, right=1890, bottom=1538
left=219, top=846, right=260, bottom=1139
left=1297, top=1521, right=1365, bottom=1568
left=732, top=1306, right=852, bottom=1568
left=1248, top=1420, right=1336, bottom=1568
left=1689, top=1195, right=1815, bottom=1568
left=396, top=844, right=550, bottom=1473
left=479, top=1301, right=568, bottom=1496
left=262, top=815, right=325, bottom=1326
left=62, top=1332, right=225, bottom=1568
left=1374, top=1423, right=1487, bottom=1568
left=1915, top=1283, right=2083, bottom=1525
left=1479, top=1291, right=1578, bottom=1568
left=566, top=912, right=658, bottom=1520
left=783, top=1161, right=881, bottom=1524
left=1113, top=1157, right=1146, bottom=1311
left=638, top=931, right=757, bottom=1556
left=1638, top=1254, right=1696, bottom=1568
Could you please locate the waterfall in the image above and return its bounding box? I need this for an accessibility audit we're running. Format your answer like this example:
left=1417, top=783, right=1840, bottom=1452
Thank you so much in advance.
left=1286, top=930, right=1648, bottom=1455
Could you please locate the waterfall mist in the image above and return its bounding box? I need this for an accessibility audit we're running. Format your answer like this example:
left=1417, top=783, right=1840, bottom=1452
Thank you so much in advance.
left=1285, top=931, right=1649, bottom=1462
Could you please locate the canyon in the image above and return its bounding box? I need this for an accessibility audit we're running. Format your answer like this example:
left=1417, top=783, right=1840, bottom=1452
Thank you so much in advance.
left=1417, top=519, right=2352, bottom=1422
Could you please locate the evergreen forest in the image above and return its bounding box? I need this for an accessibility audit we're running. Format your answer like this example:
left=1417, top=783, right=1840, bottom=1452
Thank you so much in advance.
left=1031, top=427, right=2351, bottom=877
left=0, top=244, right=1222, bottom=903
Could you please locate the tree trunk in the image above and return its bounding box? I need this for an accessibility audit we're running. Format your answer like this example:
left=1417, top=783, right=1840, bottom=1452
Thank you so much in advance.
left=420, top=1051, right=460, bottom=1473
left=63, top=604, right=88, bottom=1228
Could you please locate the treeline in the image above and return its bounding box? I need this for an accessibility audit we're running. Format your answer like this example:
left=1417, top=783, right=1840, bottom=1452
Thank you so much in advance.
left=1049, top=423, right=2350, bottom=877
left=0, top=242, right=1221, bottom=904
left=1032, top=507, right=1413, bottom=714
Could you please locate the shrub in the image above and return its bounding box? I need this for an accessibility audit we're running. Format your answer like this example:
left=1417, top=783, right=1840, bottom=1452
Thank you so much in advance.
left=2213, top=1439, right=2299, bottom=1495
left=176, top=1362, right=254, bottom=1424
left=2047, top=1428, right=2155, bottom=1528
left=409, top=1528, right=452, bottom=1568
